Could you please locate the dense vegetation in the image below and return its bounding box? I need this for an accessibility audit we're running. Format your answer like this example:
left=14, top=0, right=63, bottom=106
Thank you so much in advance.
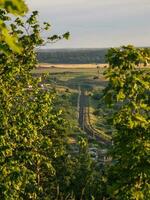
left=0, top=1, right=150, bottom=200
left=104, top=45, right=150, bottom=199
left=37, top=48, right=108, bottom=64
left=0, top=2, right=104, bottom=199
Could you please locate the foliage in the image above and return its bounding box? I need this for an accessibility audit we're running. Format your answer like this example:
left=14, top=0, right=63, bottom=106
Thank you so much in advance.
left=50, top=88, right=105, bottom=199
left=0, top=0, right=28, bottom=53
left=50, top=137, right=106, bottom=200
left=0, top=0, right=28, bottom=15
left=37, top=48, right=108, bottom=64
left=0, top=5, right=106, bottom=200
left=0, top=9, right=70, bottom=199
left=103, top=45, right=150, bottom=199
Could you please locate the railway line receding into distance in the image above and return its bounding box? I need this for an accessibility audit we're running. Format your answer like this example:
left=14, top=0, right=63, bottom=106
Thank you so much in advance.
left=78, top=88, right=112, bottom=147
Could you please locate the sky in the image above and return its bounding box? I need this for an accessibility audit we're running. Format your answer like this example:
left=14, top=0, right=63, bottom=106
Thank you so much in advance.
left=25, top=0, right=150, bottom=48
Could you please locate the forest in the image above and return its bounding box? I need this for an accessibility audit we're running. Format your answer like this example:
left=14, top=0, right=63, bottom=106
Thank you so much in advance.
left=0, top=1, right=150, bottom=200
left=37, top=48, right=108, bottom=64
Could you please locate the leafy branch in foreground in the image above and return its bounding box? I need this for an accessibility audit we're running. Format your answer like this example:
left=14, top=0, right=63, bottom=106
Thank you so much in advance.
left=0, top=6, right=104, bottom=200
left=103, top=45, right=150, bottom=200
left=0, top=10, right=70, bottom=199
left=0, top=0, right=28, bottom=53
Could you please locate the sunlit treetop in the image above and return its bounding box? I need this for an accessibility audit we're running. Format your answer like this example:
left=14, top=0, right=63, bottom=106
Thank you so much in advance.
left=0, top=0, right=28, bottom=53
left=0, top=0, right=28, bottom=15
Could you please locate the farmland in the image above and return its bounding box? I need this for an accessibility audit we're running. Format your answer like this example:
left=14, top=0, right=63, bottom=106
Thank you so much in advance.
left=1, top=1, right=150, bottom=198
left=32, top=57, right=150, bottom=199
left=33, top=64, right=112, bottom=151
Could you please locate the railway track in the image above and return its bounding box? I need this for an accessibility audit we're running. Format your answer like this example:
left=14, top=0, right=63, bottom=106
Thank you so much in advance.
left=78, top=89, right=111, bottom=146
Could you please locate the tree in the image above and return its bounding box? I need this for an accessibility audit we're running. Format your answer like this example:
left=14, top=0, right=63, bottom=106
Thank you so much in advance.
left=0, top=4, right=106, bottom=199
left=103, top=45, right=150, bottom=199
left=0, top=8, right=70, bottom=199
left=46, top=136, right=106, bottom=200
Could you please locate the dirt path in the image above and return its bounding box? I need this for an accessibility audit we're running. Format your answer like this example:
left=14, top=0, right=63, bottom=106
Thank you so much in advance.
left=78, top=89, right=111, bottom=146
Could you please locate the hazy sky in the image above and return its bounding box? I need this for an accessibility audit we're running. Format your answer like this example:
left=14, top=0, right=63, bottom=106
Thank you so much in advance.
left=25, top=0, right=150, bottom=48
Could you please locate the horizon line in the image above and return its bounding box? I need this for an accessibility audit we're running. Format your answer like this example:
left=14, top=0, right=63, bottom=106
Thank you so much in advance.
left=37, top=46, right=150, bottom=50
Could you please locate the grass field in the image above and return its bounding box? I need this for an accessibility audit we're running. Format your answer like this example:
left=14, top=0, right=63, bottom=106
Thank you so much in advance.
left=33, top=63, right=108, bottom=74
left=33, top=63, right=107, bottom=90
left=33, top=64, right=112, bottom=145
left=89, top=91, right=114, bottom=137
left=38, top=63, right=108, bottom=68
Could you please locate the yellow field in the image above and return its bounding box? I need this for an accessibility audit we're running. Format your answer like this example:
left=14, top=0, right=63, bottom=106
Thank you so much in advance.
left=38, top=63, right=108, bottom=69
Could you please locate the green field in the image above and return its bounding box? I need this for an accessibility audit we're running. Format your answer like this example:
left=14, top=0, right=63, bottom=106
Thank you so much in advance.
left=33, top=66, right=106, bottom=88
left=33, top=66, right=112, bottom=147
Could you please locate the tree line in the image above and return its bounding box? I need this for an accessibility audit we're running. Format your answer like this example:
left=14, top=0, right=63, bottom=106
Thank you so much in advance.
left=37, top=49, right=108, bottom=64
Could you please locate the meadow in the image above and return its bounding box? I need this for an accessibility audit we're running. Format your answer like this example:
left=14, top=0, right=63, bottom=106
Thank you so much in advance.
left=33, top=64, right=112, bottom=148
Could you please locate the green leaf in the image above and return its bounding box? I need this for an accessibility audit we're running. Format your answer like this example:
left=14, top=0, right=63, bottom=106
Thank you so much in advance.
left=63, top=32, right=70, bottom=40
left=0, top=0, right=28, bottom=15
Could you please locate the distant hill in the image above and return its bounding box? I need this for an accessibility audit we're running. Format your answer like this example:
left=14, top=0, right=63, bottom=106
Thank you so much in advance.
left=37, top=48, right=108, bottom=64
